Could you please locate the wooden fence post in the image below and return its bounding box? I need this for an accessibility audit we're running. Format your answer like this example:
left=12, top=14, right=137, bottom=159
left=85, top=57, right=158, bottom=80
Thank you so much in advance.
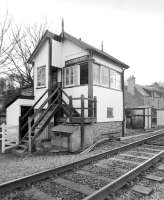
left=94, top=96, right=97, bottom=121
left=1, top=123, right=6, bottom=153
left=28, top=117, right=32, bottom=153
left=69, top=95, right=72, bottom=122
left=19, top=116, right=21, bottom=144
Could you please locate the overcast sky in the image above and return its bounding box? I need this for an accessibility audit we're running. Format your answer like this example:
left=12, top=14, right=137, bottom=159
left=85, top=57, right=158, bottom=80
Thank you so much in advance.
left=1, top=0, right=164, bottom=85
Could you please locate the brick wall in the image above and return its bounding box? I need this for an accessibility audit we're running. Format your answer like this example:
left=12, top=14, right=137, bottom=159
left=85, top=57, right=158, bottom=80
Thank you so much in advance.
left=91, top=121, right=122, bottom=141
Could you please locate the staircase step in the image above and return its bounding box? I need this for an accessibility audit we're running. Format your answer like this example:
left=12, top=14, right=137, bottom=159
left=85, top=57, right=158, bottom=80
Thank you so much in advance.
left=51, top=125, right=79, bottom=134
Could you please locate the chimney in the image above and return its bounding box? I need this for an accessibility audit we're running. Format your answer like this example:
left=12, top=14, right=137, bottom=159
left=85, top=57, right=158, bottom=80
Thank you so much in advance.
left=127, top=75, right=135, bottom=95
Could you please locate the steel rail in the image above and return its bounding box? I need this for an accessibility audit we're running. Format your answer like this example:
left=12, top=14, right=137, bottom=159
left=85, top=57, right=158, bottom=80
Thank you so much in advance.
left=0, top=129, right=164, bottom=194
left=84, top=149, right=164, bottom=200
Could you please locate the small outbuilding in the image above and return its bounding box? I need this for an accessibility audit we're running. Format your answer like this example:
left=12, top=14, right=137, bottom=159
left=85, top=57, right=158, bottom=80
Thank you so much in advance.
left=126, top=106, right=152, bottom=129
left=157, top=109, right=164, bottom=127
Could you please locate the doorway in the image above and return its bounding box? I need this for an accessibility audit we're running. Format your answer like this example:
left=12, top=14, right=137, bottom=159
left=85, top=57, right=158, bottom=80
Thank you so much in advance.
left=20, top=106, right=34, bottom=139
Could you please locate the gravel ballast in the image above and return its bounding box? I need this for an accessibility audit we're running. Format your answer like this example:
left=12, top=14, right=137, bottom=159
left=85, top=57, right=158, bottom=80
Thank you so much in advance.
left=0, top=129, right=164, bottom=185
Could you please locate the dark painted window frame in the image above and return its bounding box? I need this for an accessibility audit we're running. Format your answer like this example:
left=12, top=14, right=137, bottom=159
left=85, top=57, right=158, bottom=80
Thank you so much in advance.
left=63, top=61, right=89, bottom=88
left=93, top=61, right=122, bottom=91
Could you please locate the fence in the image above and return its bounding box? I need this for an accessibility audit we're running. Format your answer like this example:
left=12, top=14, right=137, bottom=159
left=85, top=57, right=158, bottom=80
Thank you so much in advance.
left=0, top=113, right=6, bottom=125
left=0, top=124, right=19, bottom=153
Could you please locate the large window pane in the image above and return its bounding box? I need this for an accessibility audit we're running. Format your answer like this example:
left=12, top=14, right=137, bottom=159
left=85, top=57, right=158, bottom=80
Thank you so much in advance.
left=93, top=63, right=100, bottom=84
left=66, top=68, right=70, bottom=85
left=100, top=66, right=109, bottom=87
left=73, top=65, right=79, bottom=85
left=70, top=67, right=73, bottom=84
left=64, top=65, right=80, bottom=87
left=37, top=66, right=46, bottom=87
left=110, top=70, right=115, bottom=88
left=115, top=72, right=121, bottom=90
left=80, top=63, right=88, bottom=85
left=110, top=69, right=121, bottom=90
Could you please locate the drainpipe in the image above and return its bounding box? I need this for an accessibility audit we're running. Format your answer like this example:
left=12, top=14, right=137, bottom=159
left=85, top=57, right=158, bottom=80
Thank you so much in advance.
left=48, top=38, right=52, bottom=97
left=122, top=69, right=125, bottom=137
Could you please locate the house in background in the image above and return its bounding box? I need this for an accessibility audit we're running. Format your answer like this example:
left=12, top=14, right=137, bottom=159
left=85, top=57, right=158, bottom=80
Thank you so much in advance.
left=125, top=76, right=164, bottom=129
left=5, top=29, right=129, bottom=154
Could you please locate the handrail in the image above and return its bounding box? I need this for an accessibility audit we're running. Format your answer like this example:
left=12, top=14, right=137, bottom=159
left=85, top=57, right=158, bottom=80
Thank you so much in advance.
left=31, top=93, right=60, bottom=130
left=21, top=88, right=60, bottom=142
left=32, top=104, right=59, bottom=141
left=61, top=88, right=70, bottom=100
left=30, top=86, right=59, bottom=123
left=84, top=97, right=95, bottom=101
left=21, top=88, right=49, bottom=121
left=70, top=97, right=95, bottom=101
left=20, top=119, right=28, bottom=132
left=61, top=94, right=97, bottom=119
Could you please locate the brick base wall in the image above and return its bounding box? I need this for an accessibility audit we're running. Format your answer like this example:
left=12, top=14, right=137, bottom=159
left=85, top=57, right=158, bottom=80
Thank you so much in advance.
left=35, top=121, right=123, bottom=152
left=91, top=121, right=122, bottom=142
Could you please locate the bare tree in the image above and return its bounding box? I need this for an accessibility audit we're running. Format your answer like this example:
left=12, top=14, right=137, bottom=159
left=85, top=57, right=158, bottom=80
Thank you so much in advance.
left=4, top=23, right=46, bottom=87
left=0, top=12, right=14, bottom=69
left=4, top=23, right=47, bottom=87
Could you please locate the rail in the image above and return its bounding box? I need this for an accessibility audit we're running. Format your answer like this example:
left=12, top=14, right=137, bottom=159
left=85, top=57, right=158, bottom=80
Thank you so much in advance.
left=0, top=129, right=164, bottom=193
left=84, top=149, right=164, bottom=200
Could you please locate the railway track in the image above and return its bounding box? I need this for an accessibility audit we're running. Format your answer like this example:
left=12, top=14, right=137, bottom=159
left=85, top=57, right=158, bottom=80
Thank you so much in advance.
left=1, top=130, right=164, bottom=200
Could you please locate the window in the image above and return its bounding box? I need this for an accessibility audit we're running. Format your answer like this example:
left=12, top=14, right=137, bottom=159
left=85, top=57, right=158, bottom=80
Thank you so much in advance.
left=100, top=66, right=109, bottom=87
left=93, top=63, right=100, bottom=84
left=80, top=63, right=88, bottom=85
left=64, top=65, right=80, bottom=87
left=93, top=64, right=109, bottom=87
left=107, top=107, right=113, bottom=118
left=37, top=66, right=46, bottom=87
left=110, top=70, right=121, bottom=90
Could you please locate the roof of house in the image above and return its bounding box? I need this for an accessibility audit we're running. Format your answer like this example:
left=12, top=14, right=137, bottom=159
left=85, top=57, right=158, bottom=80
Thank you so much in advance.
left=28, top=30, right=129, bottom=69
left=134, top=84, right=164, bottom=97
left=135, top=85, right=149, bottom=96
left=125, top=82, right=164, bottom=108
left=5, top=87, right=34, bottom=108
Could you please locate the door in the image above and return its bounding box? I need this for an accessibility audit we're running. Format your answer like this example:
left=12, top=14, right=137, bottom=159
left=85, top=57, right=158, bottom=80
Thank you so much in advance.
left=20, top=106, right=34, bottom=139
left=50, top=67, right=61, bottom=125
left=51, top=68, right=58, bottom=89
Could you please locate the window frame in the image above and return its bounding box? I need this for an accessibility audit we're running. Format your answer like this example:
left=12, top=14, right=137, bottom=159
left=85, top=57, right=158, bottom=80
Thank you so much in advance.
left=37, top=65, right=46, bottom=88
left=93, top=62, right=122, bottom=91
left=63, top=65, right=80, bottom=87
left=100, top=65, right=110, bottom=87
left=93, top=63, right=100, bottom=85
left=80, top=62, right=88, bottom=85
left=110, top=69, right=121, bottom=91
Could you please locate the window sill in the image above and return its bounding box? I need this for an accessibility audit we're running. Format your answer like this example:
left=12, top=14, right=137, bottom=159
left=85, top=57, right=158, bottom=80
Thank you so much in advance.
left=93, top=84, right=122, bottom=92
left=36, top=86, right=46, bottom=89
left=63, top=84, right=88, bottom=89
